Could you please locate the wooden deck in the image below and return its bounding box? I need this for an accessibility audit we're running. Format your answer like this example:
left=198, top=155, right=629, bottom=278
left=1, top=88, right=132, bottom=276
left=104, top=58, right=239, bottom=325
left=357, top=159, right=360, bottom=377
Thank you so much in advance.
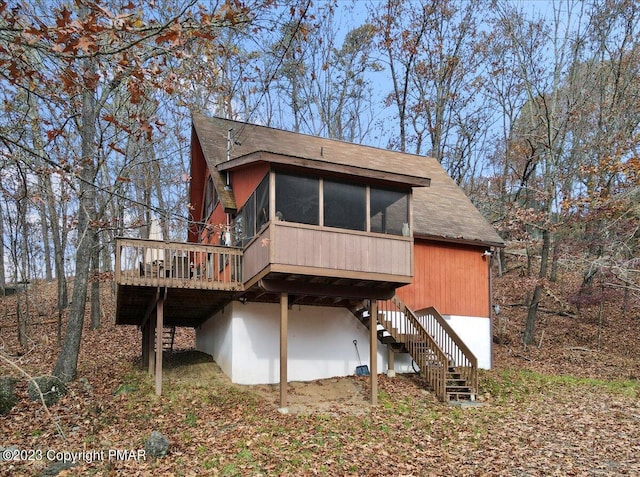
left=115, top=225, right=415, bottom=328
left=115, top=238, right=242, bottom=327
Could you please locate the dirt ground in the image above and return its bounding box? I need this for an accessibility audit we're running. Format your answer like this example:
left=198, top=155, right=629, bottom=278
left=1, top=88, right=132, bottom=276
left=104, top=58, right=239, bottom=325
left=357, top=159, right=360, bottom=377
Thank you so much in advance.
left=163, top=335, right=375, bottom=416
left=250, top=376, right=371, bottom=415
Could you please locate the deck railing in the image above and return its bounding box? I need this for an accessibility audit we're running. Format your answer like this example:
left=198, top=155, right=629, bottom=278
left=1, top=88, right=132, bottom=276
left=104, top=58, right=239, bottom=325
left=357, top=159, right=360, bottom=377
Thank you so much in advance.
left=115, top=238, right=243, bottom=291
left=377, top=297, right=449, bottom=400
left=377, top=296, right=478, bottom=401
left=414, top=305, right=478, bottom=395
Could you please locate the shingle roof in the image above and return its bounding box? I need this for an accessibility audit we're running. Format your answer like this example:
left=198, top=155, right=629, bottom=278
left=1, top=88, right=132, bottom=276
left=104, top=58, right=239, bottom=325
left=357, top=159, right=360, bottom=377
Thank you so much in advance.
left=411, top=162, right=504, bottom=247
left=192, top=113, right=431, bottom=187
left=192, top=113, right=504, bottom=247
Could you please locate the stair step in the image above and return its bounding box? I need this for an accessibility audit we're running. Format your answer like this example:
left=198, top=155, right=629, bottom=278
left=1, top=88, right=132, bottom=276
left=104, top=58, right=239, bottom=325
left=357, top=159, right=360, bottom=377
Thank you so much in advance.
left=447, top=392, right=476, bottom=402
left=351, top=298, right=478, bottom=404
left=446, top=384, right=471, bottom=392
left=379, top=335, right=397, bottom=345
left=159, top=326, right=176, bottom=353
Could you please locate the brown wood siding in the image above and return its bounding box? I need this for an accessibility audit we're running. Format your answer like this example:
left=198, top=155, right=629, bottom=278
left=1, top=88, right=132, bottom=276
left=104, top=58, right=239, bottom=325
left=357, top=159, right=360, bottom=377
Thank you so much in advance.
left=271, top=222, right=412, bottom=276
left=193, top=162, right=269, bottom=246
left=396, top=240, right=489, bottom=317
left=200, top=203, right=227, bottom=245
left=243, top=226, right=271, bottom=280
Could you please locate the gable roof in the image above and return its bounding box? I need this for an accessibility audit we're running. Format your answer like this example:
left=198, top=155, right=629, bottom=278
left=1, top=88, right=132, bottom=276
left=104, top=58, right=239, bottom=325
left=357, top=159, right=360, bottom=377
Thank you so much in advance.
left=192, top=113, right=431, bottom=187
left=192, top=113, right=504, bottom=247
left=411, top=168, right=504, bottom=247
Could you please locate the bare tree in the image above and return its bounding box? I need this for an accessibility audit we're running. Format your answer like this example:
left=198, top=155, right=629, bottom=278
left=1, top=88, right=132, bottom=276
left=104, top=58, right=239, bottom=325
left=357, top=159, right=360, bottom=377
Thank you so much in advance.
left=1, top=0, right=311, bottom=380
left=491, top=0, right=593, bottom=344
left=371, top=0, right=430, bottom=152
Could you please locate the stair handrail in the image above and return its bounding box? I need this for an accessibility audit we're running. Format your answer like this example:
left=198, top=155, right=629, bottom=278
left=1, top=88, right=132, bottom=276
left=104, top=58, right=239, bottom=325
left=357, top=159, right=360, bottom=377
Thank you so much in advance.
left=414, top=306, right=478, bottom=394
left=378, top=297, right=449, bottom=401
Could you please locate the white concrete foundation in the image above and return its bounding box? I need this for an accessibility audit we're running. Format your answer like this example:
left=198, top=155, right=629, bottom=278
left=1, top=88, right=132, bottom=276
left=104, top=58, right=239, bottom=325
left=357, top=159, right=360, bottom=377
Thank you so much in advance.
left=441, top=314, right=492, bottom=369
left=195, top=302, right=490, bottom=384
left=196, top=301, right=419, bottom=384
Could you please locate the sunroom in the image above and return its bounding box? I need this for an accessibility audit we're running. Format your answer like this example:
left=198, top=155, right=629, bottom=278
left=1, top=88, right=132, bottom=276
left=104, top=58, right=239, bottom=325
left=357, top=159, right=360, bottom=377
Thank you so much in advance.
left=213, top=158, right=428, bottom=304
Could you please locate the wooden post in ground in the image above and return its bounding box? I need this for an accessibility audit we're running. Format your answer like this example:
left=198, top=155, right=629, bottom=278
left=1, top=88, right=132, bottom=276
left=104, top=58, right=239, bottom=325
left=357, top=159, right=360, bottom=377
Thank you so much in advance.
left=141, top=323, right=149, bottom=370
left=369, top=299, right=378, bottom=405
left=387, top=347, right=396, bottom=378
left=148, top=316, right=156, bottom=375
left=155, top=295, right=164, bottom=396
left=279, top=292, right=288, bottom=410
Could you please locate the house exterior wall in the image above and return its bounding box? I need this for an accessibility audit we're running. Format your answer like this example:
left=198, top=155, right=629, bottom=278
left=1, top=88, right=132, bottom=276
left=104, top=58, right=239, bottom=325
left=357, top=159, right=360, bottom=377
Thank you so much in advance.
left=440, top=314, right=491, bottom=369
left=195, top=301, right=415, bottom=385
left=395, top=239, right=492, bottom=369
left=230, top=164, right=270, bottom=208
left=195, top=304, right=234, bottom=376
left=397, top=239, right=490, bottom=317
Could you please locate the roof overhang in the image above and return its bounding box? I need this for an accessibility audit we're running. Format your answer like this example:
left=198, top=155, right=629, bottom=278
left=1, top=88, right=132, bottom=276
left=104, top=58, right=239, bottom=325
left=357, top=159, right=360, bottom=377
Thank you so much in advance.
left=217, top=151, right=431, bottom=188
left=414, top=233, right=506, bottom=249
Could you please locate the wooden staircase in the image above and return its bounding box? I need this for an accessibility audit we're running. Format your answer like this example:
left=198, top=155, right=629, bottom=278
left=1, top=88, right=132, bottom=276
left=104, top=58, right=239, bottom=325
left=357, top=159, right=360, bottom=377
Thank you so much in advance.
left=446, top=366, right=476, bottom=402
left=152, top=326, right=176, bottom=353
left=350, top=297, right=478, bottom=403
left=163, top=326, right=176, bottom=352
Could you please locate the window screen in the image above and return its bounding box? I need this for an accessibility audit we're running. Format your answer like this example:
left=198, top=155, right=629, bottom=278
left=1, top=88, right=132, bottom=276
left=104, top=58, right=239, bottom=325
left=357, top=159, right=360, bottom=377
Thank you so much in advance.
left=203, top=176, right=216, bottom=220
left=275, top=173, right=319, bottom=225
left=255, top=174, right=270, bottom=231
left=243, top=194, right=256, bottom=245
left=370, top=188, right=408, bottom=235
left=324, top=180, right=366, bottom=231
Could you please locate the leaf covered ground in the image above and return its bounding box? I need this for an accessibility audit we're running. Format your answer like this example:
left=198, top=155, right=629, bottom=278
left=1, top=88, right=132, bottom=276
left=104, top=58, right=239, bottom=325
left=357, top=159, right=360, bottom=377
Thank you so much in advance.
left=1, top=274, right=639, bottom=476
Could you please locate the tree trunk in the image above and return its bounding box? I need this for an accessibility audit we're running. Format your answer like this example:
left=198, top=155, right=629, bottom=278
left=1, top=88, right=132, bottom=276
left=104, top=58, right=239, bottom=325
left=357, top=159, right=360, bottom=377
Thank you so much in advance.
left=16, top=169, right=31, bottom=349
left=0, top=202, right=5, bottom=296
left=37, top=196, right=53, bottom=281
left=44, top=171, right=69, bottom=310
left=28, top=90, right=68, bottom=310
left=523, top=282, right=542, bottom=346
left=17, top=294, right=29, bottom=349
left=550, top=234, right=559, bottom=282
left=523, top=228, right=551, bottom=345
left=90, top=231, right=101, bottom=330
left=53, top=52, right=97, bottom=382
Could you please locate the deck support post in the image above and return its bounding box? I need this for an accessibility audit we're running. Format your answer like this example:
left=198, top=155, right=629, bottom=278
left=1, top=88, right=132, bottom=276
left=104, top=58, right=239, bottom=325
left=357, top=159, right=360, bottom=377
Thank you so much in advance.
left=369, top=299, right=378, bottom=406
left=155, top=292, right=165, bottom=396
left=141, top=322, right=149, bottom=370
left=387, top=347, right=396, bottom=378
left=147, top=316, right=156, bottom=375
left=279, top=292, right=288, bottom=411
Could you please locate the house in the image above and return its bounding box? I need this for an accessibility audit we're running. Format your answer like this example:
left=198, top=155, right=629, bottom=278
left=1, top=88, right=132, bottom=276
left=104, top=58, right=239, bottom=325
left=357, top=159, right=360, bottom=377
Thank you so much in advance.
left=114, top=114, right=504, bottom=407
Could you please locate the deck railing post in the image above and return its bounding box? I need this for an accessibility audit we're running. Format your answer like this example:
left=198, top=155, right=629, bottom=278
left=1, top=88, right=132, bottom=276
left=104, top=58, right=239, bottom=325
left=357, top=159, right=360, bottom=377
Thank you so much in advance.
left=155, top=292, right=164, bottom=396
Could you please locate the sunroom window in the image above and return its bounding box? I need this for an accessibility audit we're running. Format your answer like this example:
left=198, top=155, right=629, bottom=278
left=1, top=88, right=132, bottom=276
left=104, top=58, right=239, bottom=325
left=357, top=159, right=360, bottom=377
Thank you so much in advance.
left=233, top=174, right=269, bottom=247
left=255, top=174, right=270, bottom=231
left=229, top=171, right=410, bottom=250
left=275, top=173, right=319, bottom=225
left=323, top=180, right=366, bottom=231
left=370, top=188, right=408, bottom=236
left=203, top=176, right=216, bottom=220
left=273, top=172, right=409, bottom=236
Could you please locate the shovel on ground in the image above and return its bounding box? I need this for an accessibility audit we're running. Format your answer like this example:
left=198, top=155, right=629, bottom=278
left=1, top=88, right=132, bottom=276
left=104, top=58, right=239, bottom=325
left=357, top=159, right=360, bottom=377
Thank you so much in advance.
left=353, top=340, right=370, bottom=376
